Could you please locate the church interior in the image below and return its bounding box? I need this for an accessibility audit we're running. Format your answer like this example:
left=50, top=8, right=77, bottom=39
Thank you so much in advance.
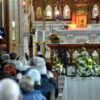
left=0, top=0, right=100, bottom=100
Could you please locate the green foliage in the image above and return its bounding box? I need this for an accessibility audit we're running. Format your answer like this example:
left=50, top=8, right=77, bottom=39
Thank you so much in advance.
left=76, top=47, right=100, bottom=77
left=32, top=22, right=37, bottom=30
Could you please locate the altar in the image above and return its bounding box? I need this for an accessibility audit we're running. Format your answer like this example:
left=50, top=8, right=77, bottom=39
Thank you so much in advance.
left=22, top=22, right=100, bottom=56
left=35, top=21, right=100, bottom=44
left=45, top=28, right=100, bottom=44
left=62, top=77, right=100, bottom=100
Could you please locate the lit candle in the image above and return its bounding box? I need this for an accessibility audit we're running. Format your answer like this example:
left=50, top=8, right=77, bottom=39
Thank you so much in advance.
left=43, top=30, right=45, bottom=42
left=12, top=21, right=16, bottom=28
left=35, top=30, right=38, bottom=41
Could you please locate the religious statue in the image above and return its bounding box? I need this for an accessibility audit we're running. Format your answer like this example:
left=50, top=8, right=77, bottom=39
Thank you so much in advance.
left=22, top=0, right=34, bottom=57
left=22, top=0, right=34, bottom=33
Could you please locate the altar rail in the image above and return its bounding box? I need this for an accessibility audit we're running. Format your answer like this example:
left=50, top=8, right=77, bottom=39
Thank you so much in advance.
left=47, top=44, right=100, bottom=65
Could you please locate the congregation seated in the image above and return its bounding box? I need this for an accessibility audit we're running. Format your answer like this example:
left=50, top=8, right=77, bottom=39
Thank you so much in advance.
left=0, top=53, right=58, bottom=100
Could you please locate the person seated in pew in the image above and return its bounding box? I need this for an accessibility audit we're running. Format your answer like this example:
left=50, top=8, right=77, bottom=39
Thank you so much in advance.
left=0, top=78, right=22, bottom=100
left=19, top=75, right=47, bottom=100
left=27, top=69, right=48, bottom=98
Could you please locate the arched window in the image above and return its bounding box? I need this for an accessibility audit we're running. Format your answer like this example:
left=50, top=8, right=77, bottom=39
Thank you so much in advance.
left=54, top=6, right=61, bottom=19
left=45, top=5, right=52, bottom=19
left=92, top=4, right=99, bottom=18
left=63, top=5, right=70, bottom=19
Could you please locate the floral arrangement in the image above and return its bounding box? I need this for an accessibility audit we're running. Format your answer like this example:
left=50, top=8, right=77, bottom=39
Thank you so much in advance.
left=53, top=56, right=66, bottom=75
left=76, top=47, right=100, bottom=77
left=48, top=33, right=60, bottom=41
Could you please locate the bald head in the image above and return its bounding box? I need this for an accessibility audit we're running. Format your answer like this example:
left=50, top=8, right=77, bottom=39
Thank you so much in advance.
left=0, top=78, right=22, bottom=100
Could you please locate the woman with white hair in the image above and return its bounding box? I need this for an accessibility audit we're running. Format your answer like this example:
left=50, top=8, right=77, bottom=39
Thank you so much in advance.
left=19, top=75, right=47, bottom=100
left=0, top=78, right=22, bottom=100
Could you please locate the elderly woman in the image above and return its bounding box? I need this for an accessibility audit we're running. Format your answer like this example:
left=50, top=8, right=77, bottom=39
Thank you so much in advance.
left=27, top=69, right=48, bottom=98
left=0, top=78, right=22, bottom=100
left=19, top=75, right=47, bottom=100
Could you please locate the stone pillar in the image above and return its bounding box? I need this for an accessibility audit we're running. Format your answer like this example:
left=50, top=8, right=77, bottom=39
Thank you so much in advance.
left=9, top=0, right=25, bottom=56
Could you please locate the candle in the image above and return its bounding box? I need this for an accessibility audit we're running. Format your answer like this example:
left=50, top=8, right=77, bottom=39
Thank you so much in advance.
left=35, top=30, right=38, bottom=41
left=43, top=30, right=45, bottom=42
left=12, top=21, right=16, bottom=28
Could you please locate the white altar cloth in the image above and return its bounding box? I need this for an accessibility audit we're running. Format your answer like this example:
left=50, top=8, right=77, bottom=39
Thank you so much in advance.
left=62, top=77, right=100, bottom=100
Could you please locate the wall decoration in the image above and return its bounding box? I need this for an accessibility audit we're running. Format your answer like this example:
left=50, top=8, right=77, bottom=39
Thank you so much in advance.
left=63, top=5, right=70, bottom=19
left=36, top=7, right=42, bottom=18
left=45, top=5, right=52, bottom=19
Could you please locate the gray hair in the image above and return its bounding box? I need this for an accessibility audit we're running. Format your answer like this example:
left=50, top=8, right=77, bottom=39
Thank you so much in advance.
left=30, top=57, right=47, bottom=74
left=19, top=75, right=34, bottom=92
left=0, top=78, right=21, bottom=100
left=1, top=53, right=10, bottom=61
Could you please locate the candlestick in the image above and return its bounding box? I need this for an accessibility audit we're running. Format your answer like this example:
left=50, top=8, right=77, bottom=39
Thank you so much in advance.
left=43, top=30, right=45, bottom=42
left=35, top=30, right=38, bottom=41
